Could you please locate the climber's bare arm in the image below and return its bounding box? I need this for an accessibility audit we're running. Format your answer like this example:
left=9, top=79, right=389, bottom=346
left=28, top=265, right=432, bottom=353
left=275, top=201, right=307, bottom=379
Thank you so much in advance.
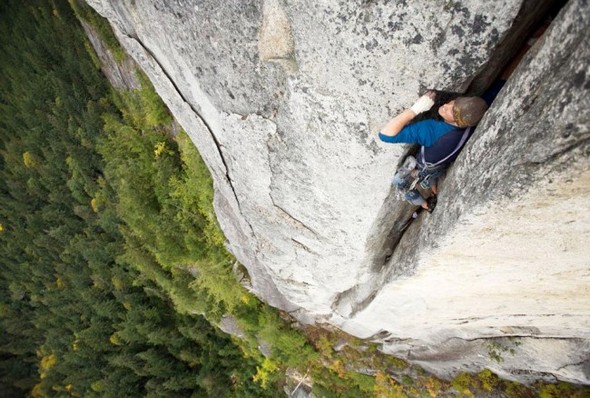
left=380, top=109, right=417, bottom=137
left=379, top=91, right=436, bottom=137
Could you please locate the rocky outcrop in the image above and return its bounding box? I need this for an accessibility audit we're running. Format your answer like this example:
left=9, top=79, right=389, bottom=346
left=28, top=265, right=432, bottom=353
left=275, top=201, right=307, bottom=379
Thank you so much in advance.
left=86, top=0, right=590, bottom=384
left=79, top=20, right=140, bottom=90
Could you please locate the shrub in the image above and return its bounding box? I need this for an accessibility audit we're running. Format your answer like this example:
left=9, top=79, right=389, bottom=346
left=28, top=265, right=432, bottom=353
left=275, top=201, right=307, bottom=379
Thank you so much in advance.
left=477, top=368, right=500, bottom=392
left=451, top=372, right=476, bottom=398
left=504, top=381, right=535, bottom=398
left=374, top=371, right=404, bottom=398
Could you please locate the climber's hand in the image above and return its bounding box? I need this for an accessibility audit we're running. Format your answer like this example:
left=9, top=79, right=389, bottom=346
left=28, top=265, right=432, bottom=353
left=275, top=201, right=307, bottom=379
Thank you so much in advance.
left=410, top=91, right=435, bottom=115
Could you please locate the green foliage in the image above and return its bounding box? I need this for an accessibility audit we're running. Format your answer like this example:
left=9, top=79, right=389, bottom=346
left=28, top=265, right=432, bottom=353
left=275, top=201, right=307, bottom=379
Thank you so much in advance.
left=188, top=258, right=242, bottom=315
left=373, top=371, right=404, bottom=398
left=107, top=81, right=318, bottom=390
left=312, top=367, right=372, bottom=398
left=4, top=3, right=589, bottom=398
left=504, top=381, right=535, bottom=398
left=477, top=368, right=500, bottom=392
left=451, top=369, right=504, bottom=397
left=67, top=0, right=126, bottom=62
left=451, top=372, right=477, bottom=397
left=253, top=358, right=280, bottom=389
left=0, top=2, right=271, bottom=396
left=171, top=131, right=226, bottom=249
left=486, top=339, right=520, bottom=363
left=98, top=82, right=247, bottom=321
left=110, top=71, right=172, bottom=130
left=349, top=372, right=377, bottom=394
left=255, top=309, right=318, bottom=368
left=534, top=381, right=589, bottom=398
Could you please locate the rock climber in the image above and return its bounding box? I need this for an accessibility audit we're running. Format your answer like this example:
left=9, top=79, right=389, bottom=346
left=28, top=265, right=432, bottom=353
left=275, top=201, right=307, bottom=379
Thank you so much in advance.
left=378, top=91, right=488, bottom=212
left=377, top=16, right=550, bottom=213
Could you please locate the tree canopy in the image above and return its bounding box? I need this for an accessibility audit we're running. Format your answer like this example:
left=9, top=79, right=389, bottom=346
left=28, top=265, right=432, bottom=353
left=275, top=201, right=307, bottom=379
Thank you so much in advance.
left=0, top=1, right=278, bottom=396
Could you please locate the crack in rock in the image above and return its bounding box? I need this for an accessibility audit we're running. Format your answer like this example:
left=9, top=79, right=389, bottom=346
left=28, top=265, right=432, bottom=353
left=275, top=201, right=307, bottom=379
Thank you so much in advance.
left=272, top=202, right=320, bottom=237
left=118, top=32, right=265, bottom=245
left=291, top=238, right=317, bottom=255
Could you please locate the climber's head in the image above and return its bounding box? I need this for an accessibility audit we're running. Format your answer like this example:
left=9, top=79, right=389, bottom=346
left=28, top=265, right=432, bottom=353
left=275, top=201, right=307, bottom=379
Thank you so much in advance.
left=452, top=97, right=489, bottom=127
left=438, top=96, right=488, bottom=127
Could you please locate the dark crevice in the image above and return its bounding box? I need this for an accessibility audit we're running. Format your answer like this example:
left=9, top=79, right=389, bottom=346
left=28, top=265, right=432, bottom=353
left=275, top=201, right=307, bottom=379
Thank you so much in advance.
left=371, top=191, right=415, bottom=269
left=355, top=1, right=571, bottom=320
left=465, top=0, right=569, bottom=96
left=443, top=334, right=588, bottom=344
left=368, top=83, right=480, bottom=276
left=377, top=0, right=571, bottom=267
left=557, top=358, right=590, bottom=372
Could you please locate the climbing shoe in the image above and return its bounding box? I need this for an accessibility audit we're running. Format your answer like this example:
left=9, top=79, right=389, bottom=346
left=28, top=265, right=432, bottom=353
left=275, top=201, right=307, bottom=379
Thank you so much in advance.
left=425, top=195, right=437, bottom=213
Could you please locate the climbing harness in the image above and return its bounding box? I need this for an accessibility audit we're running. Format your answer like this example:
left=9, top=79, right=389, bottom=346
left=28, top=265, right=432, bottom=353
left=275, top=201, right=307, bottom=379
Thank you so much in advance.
left=394, top=126, right=472, bottom=199
left=418, top=126, right=471, bottom=169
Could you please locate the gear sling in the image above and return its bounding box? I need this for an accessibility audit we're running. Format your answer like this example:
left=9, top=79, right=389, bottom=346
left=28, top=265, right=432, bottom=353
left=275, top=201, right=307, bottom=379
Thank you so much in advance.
left=396, top=126, right=472, bottom=194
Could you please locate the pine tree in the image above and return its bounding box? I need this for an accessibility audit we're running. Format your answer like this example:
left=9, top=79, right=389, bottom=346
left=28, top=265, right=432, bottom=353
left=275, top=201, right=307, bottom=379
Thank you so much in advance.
left=1, top=2, right=275, bottom=396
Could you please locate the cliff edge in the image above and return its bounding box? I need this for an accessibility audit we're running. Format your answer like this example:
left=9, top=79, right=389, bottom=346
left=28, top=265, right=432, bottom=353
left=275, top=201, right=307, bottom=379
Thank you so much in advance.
left=86, top=0, right=589, bottom=384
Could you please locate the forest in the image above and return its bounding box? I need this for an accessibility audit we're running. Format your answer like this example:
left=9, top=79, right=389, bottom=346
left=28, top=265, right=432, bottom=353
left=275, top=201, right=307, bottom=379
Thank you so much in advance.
left=0, top=1, right=295, bottom=396
left=1, top=1, right=588, bottom=397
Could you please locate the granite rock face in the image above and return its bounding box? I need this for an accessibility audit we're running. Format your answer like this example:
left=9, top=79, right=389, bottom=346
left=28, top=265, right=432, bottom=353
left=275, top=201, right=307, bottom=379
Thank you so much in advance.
left=79, top=20, right=140, bottom=90
left=87, top=0, right=590, bottom=384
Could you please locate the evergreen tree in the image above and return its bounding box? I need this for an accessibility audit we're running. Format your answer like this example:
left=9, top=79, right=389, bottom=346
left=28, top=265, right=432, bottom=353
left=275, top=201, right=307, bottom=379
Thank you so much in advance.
left=0, top=1, right=275, bottom=397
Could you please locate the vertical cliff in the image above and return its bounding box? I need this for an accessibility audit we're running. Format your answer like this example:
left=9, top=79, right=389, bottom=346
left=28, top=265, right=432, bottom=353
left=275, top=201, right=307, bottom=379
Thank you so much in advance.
left=86, top=0, right=589, bottom=383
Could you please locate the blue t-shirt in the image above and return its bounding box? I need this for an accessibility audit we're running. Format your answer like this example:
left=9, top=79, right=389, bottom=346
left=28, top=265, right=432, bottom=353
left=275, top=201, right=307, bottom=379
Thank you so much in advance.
left=378, top=119, right=456, bottom=147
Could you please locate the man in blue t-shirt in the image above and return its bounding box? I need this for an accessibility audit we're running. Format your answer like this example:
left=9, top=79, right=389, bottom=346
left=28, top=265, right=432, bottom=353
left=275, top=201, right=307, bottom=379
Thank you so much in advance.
left=379, top=91, right=488, bottom=211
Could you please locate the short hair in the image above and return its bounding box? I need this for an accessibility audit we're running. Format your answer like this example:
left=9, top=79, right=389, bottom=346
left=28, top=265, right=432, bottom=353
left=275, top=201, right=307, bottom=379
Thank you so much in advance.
left=453, top=97, right=489, bottom=127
